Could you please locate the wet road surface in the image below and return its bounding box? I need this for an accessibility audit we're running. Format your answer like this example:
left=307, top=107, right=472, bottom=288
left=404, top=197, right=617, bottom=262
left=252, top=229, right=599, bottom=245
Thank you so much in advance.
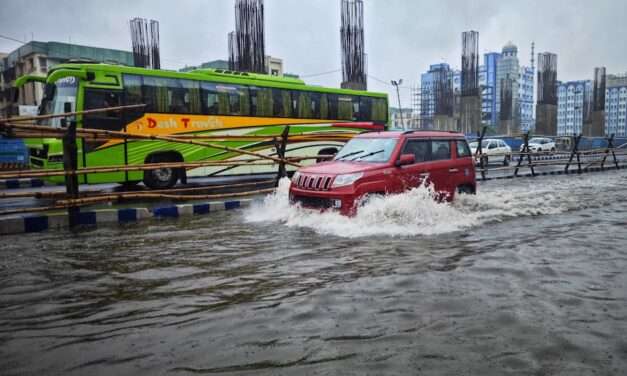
left=0, top=170, right=626, bottom=375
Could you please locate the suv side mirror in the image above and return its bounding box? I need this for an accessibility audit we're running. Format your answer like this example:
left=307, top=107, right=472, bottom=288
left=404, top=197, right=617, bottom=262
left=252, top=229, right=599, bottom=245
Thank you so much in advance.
left=396, top=154, right=415, bottom=167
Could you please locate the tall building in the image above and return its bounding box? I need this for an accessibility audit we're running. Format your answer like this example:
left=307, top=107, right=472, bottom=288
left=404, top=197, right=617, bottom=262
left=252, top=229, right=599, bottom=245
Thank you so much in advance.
left=0, top=41, right=134, bottom=117
left=482, top=52, right=500, bottom=127
left=495, top=42, right=520, bottom=133
left=557, top=80, right=592, bottom=136
left=519, top=66, right=535, bottom=131
left=420, top=63, right=454, bottom=129
left=605, top=73, right=627, bottom=137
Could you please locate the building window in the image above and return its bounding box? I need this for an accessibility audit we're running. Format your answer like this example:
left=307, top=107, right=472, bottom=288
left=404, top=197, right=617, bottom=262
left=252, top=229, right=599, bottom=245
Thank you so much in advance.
left=38, top=57, right=47, bottom=73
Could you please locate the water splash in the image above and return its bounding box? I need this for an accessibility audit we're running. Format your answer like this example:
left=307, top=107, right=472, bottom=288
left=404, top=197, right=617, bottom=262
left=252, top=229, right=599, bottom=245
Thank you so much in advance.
left=245, top=172, right=625, bottom=238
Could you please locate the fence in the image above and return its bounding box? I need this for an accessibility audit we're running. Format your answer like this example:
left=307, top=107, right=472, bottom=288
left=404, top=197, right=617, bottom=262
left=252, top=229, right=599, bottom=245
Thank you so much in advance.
left=0, top=104, right=351, bottom=225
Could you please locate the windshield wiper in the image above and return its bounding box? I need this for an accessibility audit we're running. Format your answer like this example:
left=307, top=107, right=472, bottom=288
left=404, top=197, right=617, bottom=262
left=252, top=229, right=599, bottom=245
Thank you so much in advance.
left=350, top=149, right=385, bottom=161
left=335, top=150, right=364, bottom=160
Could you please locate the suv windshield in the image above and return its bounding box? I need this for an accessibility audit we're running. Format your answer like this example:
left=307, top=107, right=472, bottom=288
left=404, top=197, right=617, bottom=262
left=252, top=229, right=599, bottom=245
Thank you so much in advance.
left=334, top=137, right=398, bottom=163
left=39, top=76, right=78, bottom=127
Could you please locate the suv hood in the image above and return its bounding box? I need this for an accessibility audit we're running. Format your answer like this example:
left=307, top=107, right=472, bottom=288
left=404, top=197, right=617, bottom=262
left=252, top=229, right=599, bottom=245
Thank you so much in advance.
left=298, top=161, right=384, bottom=175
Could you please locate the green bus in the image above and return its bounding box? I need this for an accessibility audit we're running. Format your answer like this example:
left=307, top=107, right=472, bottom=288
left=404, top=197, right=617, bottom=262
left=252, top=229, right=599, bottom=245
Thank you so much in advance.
left=14, top=63, right=388, bottom=188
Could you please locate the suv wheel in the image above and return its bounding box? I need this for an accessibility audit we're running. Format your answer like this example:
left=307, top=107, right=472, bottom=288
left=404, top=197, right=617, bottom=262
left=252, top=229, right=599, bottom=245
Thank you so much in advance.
left=143, top=156, right=179, bottom=189
left=457, top=185, right=475, bottom=195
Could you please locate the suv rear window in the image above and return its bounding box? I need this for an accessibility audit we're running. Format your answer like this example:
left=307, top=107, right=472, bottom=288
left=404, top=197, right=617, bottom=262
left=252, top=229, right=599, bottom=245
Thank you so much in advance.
left=431, top=140, right=451, bottom=160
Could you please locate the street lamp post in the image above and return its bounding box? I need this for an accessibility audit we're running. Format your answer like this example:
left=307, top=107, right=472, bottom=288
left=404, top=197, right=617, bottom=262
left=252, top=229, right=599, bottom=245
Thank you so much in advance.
left=391, top=79, right=404, bottom=130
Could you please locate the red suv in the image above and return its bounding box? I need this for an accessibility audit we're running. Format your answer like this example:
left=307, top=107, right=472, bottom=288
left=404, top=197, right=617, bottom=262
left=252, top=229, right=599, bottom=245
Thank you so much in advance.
left=289, top=131, right=476, bottom=215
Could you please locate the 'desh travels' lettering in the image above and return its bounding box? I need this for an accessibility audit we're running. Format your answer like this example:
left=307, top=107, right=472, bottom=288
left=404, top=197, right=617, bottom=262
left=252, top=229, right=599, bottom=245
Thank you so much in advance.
left=147, top=117, right=178, bottom=129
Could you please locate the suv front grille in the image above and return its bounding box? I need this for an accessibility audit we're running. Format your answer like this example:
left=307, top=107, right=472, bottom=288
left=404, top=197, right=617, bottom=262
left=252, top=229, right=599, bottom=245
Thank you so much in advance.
left=296, top=174, right=333, bottom=191
left=293, top=195, right=331, bottom=209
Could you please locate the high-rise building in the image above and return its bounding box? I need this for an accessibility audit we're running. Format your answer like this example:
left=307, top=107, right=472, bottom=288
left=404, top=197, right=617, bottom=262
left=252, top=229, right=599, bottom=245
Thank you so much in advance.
left=519, top=66, right=535, bottom=131
left=605, top=73, right=627, bottom=137
left=557, top=80, right=592, bottom=135
left=495, top=42, right=520, bottom=133
left=420, top=63, right=454, bottom=129
left=482, top=52, right=500, bottom=127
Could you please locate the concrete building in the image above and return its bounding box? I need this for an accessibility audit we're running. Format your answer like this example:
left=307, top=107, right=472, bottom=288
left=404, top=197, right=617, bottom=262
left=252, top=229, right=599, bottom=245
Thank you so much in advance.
left=605, top=73, right=627, bottom=137
left=557, top=80, right=592, bottom=136
left=389, top=107, right=413, bottom=130
left=0, top=41, right=133, bottom=117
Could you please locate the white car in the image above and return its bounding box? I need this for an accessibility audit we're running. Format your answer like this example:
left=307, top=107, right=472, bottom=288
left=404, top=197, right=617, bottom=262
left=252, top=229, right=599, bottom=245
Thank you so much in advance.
left=519, top=137, right=556, bottom=154
left=469, top=138, right=512, bottom=165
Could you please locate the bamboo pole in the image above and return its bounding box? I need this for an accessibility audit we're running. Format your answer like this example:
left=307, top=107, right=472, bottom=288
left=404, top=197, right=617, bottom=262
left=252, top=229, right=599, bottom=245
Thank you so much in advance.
left=0, top=188, right=102, bottom=199
left=0, top=104, right=146, bottom=124
left=0, top=160, right=280, bottom=180
left=3, top=122, right=302, bottom=168
left=92, top=179, right=277, bottom=196
left=55, top=187, right=276, bottom=207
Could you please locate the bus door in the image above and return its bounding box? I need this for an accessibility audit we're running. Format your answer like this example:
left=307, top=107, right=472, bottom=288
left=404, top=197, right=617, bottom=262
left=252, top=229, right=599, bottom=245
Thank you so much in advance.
left=82, top=89, right=126, bottom=184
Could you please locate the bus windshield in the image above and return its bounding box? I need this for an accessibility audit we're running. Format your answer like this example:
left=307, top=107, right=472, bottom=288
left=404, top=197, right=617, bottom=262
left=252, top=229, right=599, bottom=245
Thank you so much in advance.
left=334, top=137, right=398, bottom=163
left=39, top=76, right=78, bottom=127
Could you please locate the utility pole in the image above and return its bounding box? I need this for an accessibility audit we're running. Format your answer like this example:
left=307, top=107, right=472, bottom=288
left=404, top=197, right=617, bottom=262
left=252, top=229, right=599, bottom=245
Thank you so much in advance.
left=391, top=79, right=404, bottom=130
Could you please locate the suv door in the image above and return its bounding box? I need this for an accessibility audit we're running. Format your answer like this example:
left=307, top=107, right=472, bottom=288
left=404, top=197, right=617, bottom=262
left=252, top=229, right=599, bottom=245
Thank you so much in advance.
left=427, top=139, right=456, bottom=197
left=395, top=138, right=430, bottom=192
left=453, top=139, right=475, bottom=191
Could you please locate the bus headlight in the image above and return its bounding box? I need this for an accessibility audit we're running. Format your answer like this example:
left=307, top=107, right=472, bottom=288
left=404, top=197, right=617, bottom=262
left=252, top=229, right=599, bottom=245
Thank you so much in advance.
left=292, top=171, right=301, bottom=184
left=332, top=172, right=363, bottom=188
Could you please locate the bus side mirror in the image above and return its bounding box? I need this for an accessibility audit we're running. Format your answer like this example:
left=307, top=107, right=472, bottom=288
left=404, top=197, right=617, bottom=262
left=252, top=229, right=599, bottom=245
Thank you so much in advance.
left=11, top=87, right=19, bottom=103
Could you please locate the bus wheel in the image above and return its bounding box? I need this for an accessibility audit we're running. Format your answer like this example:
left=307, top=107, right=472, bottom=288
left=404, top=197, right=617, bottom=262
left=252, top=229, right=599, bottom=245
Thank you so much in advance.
left=144, top=156, right=179, bottom=189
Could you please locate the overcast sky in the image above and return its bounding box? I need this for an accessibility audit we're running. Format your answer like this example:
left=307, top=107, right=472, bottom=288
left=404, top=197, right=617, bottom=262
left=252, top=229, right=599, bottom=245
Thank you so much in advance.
left=1, top=0, right=625, bottom=106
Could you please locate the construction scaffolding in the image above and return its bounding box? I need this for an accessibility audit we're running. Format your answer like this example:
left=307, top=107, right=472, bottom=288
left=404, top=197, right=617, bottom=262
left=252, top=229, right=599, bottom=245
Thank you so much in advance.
left=461, top=31, right=479, bottom=96
left=411, top=85, right=422, bottom=129
left=340, top=0, right=367, bottom=90
left=229, top=0, right=266, bottom=73
left=129, top=18, right=161, bottom=69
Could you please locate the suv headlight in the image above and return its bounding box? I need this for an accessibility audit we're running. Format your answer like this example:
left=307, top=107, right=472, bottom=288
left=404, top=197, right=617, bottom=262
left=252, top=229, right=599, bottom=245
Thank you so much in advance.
left=332, top=172, right=363, bottom=188
left=292, top=171, right=301, bottom=184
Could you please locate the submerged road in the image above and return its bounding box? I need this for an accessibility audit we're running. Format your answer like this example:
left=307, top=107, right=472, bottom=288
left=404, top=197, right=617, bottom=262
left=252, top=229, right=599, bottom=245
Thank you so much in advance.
left=0, top=169, right=626, bottom=375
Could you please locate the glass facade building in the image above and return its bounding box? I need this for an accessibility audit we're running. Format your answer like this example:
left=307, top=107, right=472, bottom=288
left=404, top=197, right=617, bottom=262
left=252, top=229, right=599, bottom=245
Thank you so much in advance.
left=557, top=80, right=592, bottom=135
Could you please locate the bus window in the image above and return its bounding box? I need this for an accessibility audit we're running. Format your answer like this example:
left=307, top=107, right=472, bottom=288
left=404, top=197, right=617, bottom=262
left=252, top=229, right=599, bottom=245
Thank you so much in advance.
left=186, top=80, right=201, bottom=114
left=143, top=76, right=169, bottom=113
left=310, top=92, right=321, bottom=119
left=272, top=88, right=291, bottom=118
left=328, top=93, right=338, bottom=119
left=122, top=74, right=144, bottom=121
left=372, top=98, right=387, bottom=122
left=239, top=86, right=251, bottom=116
left=358, top=97, right=372, bottom=121
left=320, top=93, right=329, bottom=119
left=84, top=90, right=120, bottom=119
left=338, top=95, right=353, bottom=120
left=256, top=87, right=273, bottom=117
left=297, top=91, right=312, bottom=118
left=201, top=82, right=219, bottom=115
left=168, top=78, right=190, bottom=114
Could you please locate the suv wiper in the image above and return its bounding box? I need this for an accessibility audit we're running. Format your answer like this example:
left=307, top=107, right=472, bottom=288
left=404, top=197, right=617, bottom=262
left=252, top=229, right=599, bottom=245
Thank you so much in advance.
left=351, top=149, right=384, bottom=161
left=335, top=150, right=364, bottom=160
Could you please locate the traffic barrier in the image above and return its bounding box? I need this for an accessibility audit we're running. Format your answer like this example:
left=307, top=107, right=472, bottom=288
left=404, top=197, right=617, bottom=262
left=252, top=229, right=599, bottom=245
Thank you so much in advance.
left=0, top=199, right=252, bottom=235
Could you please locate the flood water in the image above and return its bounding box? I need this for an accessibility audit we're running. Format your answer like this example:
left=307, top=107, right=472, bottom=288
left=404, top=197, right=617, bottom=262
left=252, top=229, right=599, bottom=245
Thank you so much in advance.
left=1, top=171, right=626, bottom=375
